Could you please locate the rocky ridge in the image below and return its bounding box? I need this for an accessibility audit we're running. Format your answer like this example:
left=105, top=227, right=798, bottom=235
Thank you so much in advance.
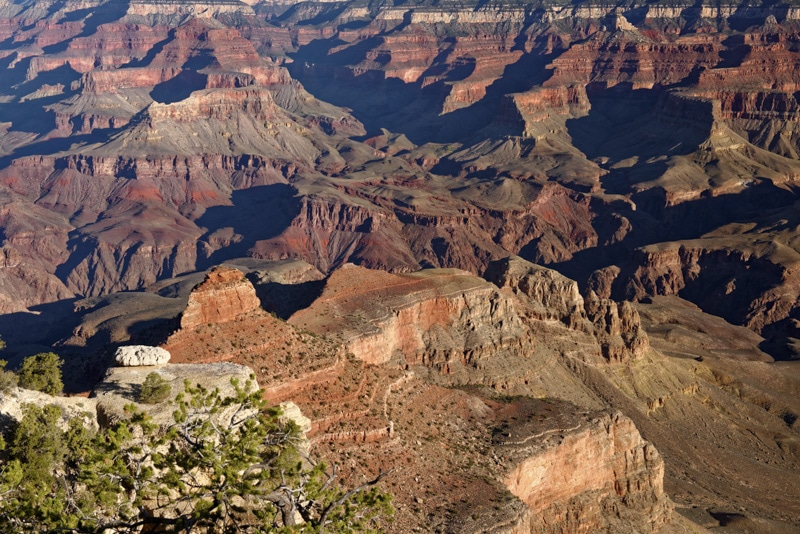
left=289, top=265, right=531, bottom=373
left=72, top=257, right=789, bottom=532
left=486, top=256, right=649, bottom=363
left=5, top=0, right=800, bottom=361
left=180, top=266, right=262, bottom=329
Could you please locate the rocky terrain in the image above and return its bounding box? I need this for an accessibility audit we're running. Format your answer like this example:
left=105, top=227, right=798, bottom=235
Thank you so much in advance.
left=0, top=0, right=800, bottom=531
left=0, top=0, right=799, bottom=362
left=8, top=258, right=790, bottom=532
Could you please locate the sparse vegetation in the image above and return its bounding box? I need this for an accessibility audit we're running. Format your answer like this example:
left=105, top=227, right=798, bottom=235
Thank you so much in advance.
left=0, top=378, right=393, bottom=533
left=0, top=360, right=17, bottom=393
left=17, top=352, right=63, bottom=396
left=138, top=372, right=171, bottom=404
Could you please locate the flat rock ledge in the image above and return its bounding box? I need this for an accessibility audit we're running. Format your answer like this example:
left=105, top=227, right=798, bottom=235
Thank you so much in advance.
left=94, top=362, right=256, bottom=427
left=115, top=345, right=171, bottom=367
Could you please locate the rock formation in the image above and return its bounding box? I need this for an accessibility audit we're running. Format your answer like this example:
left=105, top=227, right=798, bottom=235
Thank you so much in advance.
left=115, top=345, right=171, bottom=366
left=180, top=266, right=261, bottom=329
left=486, top=256, right=649, bottom=363
left=584, top=291, right=650, bottom=363
left=502, top=411, right=671, bottom=534
left=484, top=255, right=588, bottom=328
left=288, top=264, right=536, bottom=384
left=92, top=361, right=259, bottom=427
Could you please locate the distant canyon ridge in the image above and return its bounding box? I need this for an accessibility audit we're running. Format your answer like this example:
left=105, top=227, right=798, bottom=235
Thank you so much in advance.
left=1, top=1, right=800, bottom=532
left=2, top=0, right=800, bottom=357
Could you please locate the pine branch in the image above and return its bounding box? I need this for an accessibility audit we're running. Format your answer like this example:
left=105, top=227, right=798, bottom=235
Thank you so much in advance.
left=317, top=468, right=394, bottom=534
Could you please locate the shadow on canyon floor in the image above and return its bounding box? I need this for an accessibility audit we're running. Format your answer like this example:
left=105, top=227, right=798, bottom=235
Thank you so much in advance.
left=0, top=301, right=186, bottom=393
left=0, top=299, right=79, bottom=350
left=548, top=181, right=800, bottom=361
left=42, top=0, right=131, bottom=55
left=249, top=277, right=326, bottom=320
left=195, top=183, right=301, bottom=270
left=0, top=298, right=108, bottom=392
left=287, top=36, right=554, bottom=144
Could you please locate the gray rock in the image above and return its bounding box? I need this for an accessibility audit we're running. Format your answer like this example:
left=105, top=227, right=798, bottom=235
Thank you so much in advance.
left=0, top=388, right=98, bottom=431
left=115, top=345, right=171, bottom=367
left=94, top=362, right=256, bottom=428
left=279, top=401, right=312, bottom=435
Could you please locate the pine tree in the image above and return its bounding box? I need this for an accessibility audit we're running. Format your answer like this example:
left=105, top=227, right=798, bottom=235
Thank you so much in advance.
left=138, top=372, right=171, bottom=404
left=0, top=378, right=393, bottom=533
left=17, top=352, right=63, bottom=395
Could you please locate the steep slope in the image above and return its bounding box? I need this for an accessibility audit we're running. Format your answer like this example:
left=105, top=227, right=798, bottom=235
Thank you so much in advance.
left=5, top=0, right=800, bottom=361
left=40, top=257, right=800, bottom=532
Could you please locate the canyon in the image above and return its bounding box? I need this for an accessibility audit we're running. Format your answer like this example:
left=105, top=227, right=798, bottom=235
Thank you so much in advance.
left=0, top=0, right=799, bottom=531
left=26, top=257, right=797, bottom=532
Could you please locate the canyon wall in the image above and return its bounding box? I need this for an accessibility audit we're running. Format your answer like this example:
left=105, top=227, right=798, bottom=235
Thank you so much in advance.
left=180, top=266, right=261, bottom=329
left=503, top=412, right=671, bottom=534
left=486, top=256, right=649, bottom=363
left=5, top=0, right=800, bottom=348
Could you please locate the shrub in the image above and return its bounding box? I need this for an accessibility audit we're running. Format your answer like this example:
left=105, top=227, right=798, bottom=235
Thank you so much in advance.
left=0, top=360, right=17, bottom=393
left=139, top=372, right=171, bottom=404
left=0, top=379, right=394, bottom=532
left=18, top=352, right=63, bottom=395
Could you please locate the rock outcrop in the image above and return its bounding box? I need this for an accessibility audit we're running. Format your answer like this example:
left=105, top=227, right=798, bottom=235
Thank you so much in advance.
left=502, top=411, right=671, bottom=534
left=584, top=291, right=650, bottom=363
left=289, top=265, right=533, bottom=381
left=0, top=387, right=98, bottom=431
left=180, top=266, right=261, bottom=329
left=92, top=362, right=258, bottom=427
left=622, top=241, right=799, bottom=332
left=485, top=255, right=587, bottom=328
left=115, top=345, right=171, bottom=367
left=486, top=256, right=649, bottom=363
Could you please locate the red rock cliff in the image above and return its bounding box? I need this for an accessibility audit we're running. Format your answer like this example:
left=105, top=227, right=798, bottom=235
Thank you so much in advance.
left=503, top=411, right=671, bottom=534
left=180, top=266, right=261, bottom=329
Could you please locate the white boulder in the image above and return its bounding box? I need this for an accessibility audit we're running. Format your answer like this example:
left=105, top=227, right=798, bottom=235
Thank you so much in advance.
left=115, top=345, right=171, bottom=367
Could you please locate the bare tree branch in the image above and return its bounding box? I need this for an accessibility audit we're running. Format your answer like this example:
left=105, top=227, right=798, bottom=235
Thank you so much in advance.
left=317, top=468, right=394, bottom=534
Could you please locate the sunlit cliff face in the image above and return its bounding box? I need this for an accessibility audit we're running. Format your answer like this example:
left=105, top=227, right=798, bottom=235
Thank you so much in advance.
left=1, top=3, right=800, bottom=530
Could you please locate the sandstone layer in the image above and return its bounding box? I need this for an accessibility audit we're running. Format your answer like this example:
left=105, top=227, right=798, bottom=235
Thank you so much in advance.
left=502, top=411, right=671, bottom=534
left=289, top=264, right=531, bottom=373
left=26, top=258, right=800, bottom=532
left=180, top=266, right=261, bottom=329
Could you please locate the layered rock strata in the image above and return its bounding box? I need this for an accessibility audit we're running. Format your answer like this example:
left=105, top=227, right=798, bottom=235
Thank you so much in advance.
left=288, top=264, right=533, bottom=379
left=502, top=411, right=671, bottom=534
left=180, top=266, right=261, bottom=329
left=486, top=256, right=649, bottom=363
